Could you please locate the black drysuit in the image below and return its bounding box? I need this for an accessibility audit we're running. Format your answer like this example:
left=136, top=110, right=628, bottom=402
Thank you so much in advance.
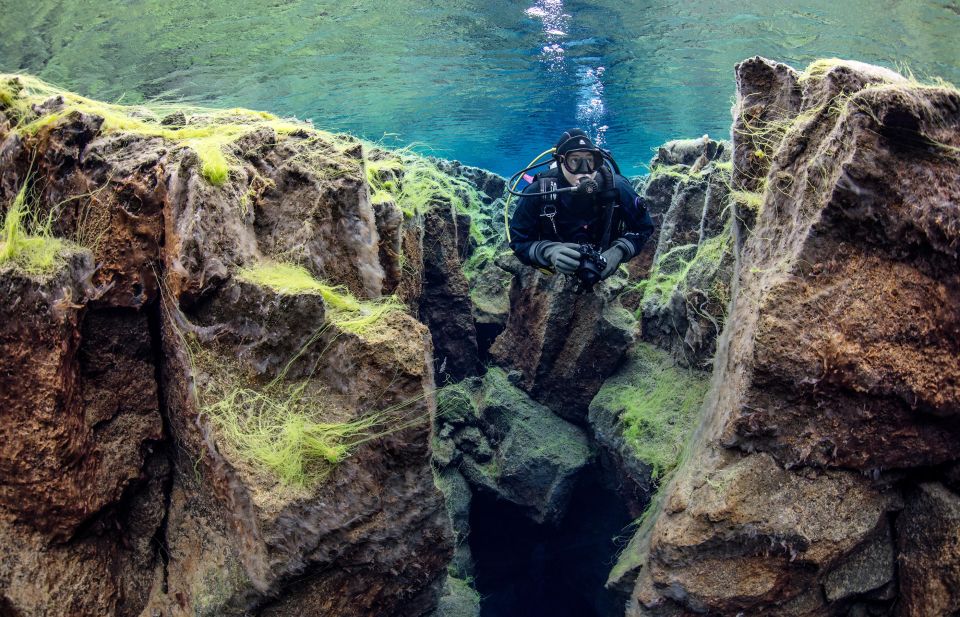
left=508, top=168, right=655, bottom=267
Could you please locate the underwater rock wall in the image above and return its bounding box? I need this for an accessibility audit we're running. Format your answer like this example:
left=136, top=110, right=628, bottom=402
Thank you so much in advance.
left=616, top=57, right=960, bottom=616
left=0, top=79, right=480, bottom=616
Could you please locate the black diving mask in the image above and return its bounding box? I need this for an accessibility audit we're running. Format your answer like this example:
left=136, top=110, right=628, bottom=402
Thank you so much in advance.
left=560, top=150, right=603, bottom=175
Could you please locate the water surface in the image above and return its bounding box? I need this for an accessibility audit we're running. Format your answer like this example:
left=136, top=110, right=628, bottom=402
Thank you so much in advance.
left=2, top=1, right=958, bottom=176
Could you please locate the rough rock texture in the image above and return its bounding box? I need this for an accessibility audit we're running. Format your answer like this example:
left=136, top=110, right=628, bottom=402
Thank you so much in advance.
left=0, top=80, right=469, bottom=617
left=419, top=198, right=480, bottom=382
left=897, top=483, right=960, bottom=616
left=0, top=251, right=167, bottom=616
left=616, top=58, right=960, bottom=616
left=489, top=257, right=637, bottom=422
left=633, top=144, right=734, bottom=369
left=467, top=249, right=513, bottom=356
left=434, top=368, right=592, bottom=525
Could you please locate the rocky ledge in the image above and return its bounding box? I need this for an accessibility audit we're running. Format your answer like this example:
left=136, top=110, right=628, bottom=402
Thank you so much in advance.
left=611, top=58, right=960, bottom=617
left=0, top=75, right=509, bottom=616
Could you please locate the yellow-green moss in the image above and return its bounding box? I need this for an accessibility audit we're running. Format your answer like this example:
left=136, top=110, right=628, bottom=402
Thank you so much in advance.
left=798, top=57, right=847, bottom=83
left=0, top=182, right=72, bottom=275
left=593, top=343, right=709, bottom=480
left=646, top=163, right=700, bottom=182
left=635, top=223, right=732, bottom=313
left=1, top=74, right=357, bottom=186
left=235, top=261, right=402, bottom=335
left=364, top=148, right=492, bottom=246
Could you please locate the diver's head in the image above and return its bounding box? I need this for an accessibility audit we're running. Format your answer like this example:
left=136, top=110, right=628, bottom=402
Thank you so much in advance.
left=554, top=129, right=603, bottom=187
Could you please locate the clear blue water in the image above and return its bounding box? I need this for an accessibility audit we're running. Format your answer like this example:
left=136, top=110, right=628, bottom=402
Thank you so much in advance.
left=1, top=1, right=958, bottom=177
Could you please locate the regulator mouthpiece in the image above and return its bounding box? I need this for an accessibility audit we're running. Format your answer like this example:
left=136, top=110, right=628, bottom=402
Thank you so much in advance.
left=577, top=178, right=599, bottom=194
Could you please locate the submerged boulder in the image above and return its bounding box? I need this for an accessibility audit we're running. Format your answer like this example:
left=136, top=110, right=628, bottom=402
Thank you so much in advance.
left=616, top=57, right=960, bottom=616
left=489, top=258, right=637, bottom=422
left=434, top=368, right=592, bottom=525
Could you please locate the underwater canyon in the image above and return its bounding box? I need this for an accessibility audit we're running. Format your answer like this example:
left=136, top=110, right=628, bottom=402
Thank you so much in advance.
left=0, top=53, right=958, bottom=616
left=1, top=2, right=960, bottom=613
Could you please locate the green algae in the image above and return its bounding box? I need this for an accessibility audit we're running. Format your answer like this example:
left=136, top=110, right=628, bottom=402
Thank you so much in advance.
left=635, top=221, right=733, bottom=315
left=364, top=147, right=493, bottom=249
left=646, top=163, right=702, bottom=182
left=186, top=318, right=427, bottom=487
left=592, top=343, right=709, bottom=480
left=0, top=181, right=73, bottom=275
left=235, top=261, right=403, bottom=336
left=1, top=74, right=357, bottom=186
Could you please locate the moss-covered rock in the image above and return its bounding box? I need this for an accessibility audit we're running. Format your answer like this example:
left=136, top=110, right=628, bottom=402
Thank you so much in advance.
left=622, top=57, right=960, bottom=616
left=434, top=468, right=475, bottom=579
left=489, top=259, right=637, bottom=422
left=429, top=575, right=482, bottom=617
left=589, top=343, right=709, bottom=512
left=434, top=368, right=592, bottom=525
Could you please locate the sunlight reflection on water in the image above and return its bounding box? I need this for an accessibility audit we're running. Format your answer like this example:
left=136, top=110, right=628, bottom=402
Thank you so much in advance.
left=1, top=0, right=958, bottom=176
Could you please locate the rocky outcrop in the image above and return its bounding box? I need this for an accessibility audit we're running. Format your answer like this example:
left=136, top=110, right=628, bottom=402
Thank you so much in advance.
left=0, top=250, right=168, bottom=616
left=489, top=258, right=637, bottom=422
left=0, top=78, right=471, bottom=616
left=419, top=198, right=480, bottom=382
left=433, top=368, right=591, bottom=525
left=621, top=136, right=734, bottom=370
left=615, top=57, right=960, bottom=616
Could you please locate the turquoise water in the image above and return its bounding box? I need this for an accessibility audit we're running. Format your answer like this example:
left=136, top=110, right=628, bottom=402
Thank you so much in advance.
left=1, top=0, right=958, bottom=176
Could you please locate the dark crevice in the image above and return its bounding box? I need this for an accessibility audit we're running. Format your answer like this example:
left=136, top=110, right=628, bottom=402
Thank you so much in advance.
left=475, top=321, right=504, bottom=364
left=146, top=296, right=175, bottom=592
left=468, top=464, right=633, bottom=617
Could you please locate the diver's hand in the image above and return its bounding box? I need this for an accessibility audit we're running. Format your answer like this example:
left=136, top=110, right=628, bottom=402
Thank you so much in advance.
left=537, top=242, right=583, bottom=275
left=600, top=245, right=627, bottom=279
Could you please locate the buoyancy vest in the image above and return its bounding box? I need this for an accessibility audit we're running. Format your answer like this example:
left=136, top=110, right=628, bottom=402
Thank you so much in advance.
left=534, top=165, right=620, bottom=250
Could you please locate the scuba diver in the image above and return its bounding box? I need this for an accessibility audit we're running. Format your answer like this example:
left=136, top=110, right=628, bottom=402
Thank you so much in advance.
left=506, top=129, right=655, bottom=292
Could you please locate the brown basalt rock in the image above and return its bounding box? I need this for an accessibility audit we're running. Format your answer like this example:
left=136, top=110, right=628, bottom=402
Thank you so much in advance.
left=0, top=111, right=167, bottom=308
left=719, top=64, right=960, bottom=469
left=619, top=58, right=960, bottom=616
left=731, top=56, right=801, bottom=193
left=623, top=448, right=900, bottom=616
left=155, top=301, right=450, bottom=617
left=419, top=198, right=480, bottom=382
left=150, top=130, right=453, bottom=612
left=897, top=482, right=960, bottom=617
left=489, top=259, right=636, bottom=422
left=1, top=85, right=458, bottom=616
left=0, top=251, right=163, bottom=537
left=0, top=252, right=168, bottom=616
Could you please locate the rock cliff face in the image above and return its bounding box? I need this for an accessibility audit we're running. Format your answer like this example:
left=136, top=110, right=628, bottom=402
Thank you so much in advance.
left=615, top=58, right=960, bottom=617
left=0, top=78, right=471, bottom=616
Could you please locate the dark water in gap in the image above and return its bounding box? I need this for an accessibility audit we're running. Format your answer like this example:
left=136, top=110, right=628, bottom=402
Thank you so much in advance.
left=469, top=466, right=633, bottom=617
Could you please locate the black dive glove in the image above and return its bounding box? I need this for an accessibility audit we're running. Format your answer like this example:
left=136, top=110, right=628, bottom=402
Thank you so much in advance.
left=532, top=241, right=582, bottom=275
left=599, top=240, right=635, bottom=279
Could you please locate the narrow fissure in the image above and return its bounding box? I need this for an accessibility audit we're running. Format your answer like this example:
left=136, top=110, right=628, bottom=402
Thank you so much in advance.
left=146, top=296, right=175, bottom=592
left=468, top=463, right=632, bottom=617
